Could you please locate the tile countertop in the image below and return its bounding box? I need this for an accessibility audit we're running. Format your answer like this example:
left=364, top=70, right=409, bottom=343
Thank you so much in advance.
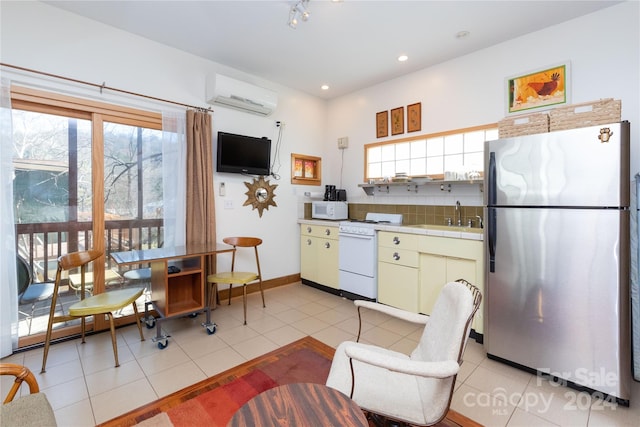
left=297, top=219, right=484, bottom=241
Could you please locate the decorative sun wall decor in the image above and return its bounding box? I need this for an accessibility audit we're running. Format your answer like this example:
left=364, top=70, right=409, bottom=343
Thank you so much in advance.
left=243, top=176, right=278, bottom=217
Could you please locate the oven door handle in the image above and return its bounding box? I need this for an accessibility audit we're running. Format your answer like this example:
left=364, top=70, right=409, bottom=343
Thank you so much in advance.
left=339, top=233, right=375, bottom=240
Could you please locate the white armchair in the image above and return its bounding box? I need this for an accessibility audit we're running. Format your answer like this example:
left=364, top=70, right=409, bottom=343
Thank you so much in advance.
left=326, top=279, right=482, bottom=426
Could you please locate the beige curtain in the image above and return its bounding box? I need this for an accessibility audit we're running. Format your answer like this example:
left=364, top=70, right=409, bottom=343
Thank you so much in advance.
left=185, top=110, right=216, bottom=274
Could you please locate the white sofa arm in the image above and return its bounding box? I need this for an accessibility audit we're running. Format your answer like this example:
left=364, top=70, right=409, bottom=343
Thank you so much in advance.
left=344, top=344, right=459, bottom=379
left=355, top=300, right=429, bottom=325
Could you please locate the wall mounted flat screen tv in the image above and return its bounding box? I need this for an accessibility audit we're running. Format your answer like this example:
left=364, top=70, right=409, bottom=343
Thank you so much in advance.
left=216, top=131, right=271, bottom=175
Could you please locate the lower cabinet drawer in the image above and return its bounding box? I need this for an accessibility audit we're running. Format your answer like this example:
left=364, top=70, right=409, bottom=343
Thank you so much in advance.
left=378, top=246, right=419, bottom=268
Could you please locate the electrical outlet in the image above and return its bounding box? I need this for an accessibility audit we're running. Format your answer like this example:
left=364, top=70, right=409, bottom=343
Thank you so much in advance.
left=224, top=200, right=233, bottom=209
left=338, top=137, right=349, bottom=149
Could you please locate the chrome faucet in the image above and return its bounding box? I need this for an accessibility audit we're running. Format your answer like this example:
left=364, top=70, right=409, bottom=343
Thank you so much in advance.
left=455, top=200, right=461, bottom=226
left=476, top=215, right=484, bottom=229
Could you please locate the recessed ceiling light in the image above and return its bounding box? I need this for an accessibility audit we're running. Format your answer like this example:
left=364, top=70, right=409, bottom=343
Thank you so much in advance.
left=456, top=30, right=470, bottom=39
left=321, top=84, right=329, bottom=90
left=398, top=55, right=408, bottom=62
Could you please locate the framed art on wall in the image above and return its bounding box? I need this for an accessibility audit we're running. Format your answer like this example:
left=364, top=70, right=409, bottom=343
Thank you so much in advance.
left=407, top=102, right=421, bottom=132
left=391, top=107, right=404, bottom=135
left=376, top=111, right=388, bottom=138
left=507, top=62, right=570, bottom=114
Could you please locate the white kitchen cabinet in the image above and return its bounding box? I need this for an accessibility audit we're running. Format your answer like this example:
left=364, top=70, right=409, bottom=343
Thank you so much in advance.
left=418, top=235, right=484, bottom=334
left=300, top=224, right=339, bottom=289
left=378, top=231, right=419, bottom=312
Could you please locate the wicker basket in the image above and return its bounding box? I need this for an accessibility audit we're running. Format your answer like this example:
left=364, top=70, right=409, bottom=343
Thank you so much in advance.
left=549, top=99, right=621, bottom=131
left=498, top=112, right=549, bottom=138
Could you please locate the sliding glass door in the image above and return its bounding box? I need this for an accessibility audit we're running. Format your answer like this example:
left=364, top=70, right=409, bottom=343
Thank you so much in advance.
left=11, top=86, right=164, bottom=347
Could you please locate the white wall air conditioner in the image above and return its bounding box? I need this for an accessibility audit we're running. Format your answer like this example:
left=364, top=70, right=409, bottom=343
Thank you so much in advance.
left=206, top=74, right=278, bottom=116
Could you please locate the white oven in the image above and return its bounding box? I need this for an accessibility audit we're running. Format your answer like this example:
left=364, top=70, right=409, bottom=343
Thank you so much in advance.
left=338, top=213, right=402, bottom=300
left=339, top=227, right=378, bottom=299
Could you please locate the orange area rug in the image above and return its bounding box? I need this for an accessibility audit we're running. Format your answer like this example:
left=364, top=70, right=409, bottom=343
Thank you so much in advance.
left=98, top=336, right=481, bottom=427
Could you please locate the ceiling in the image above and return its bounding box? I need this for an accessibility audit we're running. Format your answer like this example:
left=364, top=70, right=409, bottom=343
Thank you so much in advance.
left=44, top=0, right=621, bottom=99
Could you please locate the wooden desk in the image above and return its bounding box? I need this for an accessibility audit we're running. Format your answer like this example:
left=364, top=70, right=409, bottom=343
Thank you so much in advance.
left=111, top=243, right=234, bottom=349
left=227, top=383, right=368, bottom=427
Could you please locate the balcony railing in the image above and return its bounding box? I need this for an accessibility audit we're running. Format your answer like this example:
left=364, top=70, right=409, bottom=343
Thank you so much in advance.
left=16, top=219, right=164, bottom=282
left=15, top=219, right=163, bottom=339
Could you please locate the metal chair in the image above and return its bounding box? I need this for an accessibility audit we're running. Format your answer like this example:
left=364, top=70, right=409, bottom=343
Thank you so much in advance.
left=206, top=237, right=265, bottom=325
left=123, top=267, right=152, bottom=283
left=123, top=267, right=152, bottom=302
left=326, top=279, right=482, bottom=426
left=17, top=256, right=62, bottom=335
left=41, top=249, right=145, bottom=373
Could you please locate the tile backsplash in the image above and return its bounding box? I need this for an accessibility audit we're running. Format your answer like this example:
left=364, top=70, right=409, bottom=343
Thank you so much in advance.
left=303, top=203, right=484, bottom=228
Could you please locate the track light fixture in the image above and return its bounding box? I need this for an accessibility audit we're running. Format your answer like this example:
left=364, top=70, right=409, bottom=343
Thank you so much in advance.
left=288, top=0, right=311, bottom=29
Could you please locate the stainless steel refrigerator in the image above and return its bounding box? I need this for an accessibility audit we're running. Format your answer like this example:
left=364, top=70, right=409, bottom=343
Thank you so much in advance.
left=484, top=121, right=631, bottom=404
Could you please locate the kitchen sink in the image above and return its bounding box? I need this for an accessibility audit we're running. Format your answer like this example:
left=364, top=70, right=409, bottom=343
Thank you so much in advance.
left=408, top=224, right=483, bottom=234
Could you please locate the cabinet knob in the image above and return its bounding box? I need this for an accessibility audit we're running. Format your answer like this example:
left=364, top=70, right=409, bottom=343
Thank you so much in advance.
left=306, top=226, right=312, bottom=233
left=325, top=228, right=331, bottom=236
left=306, top=239, right=312, bottom=245
left=393, top=236, right=400, bottom=245
left=324, top=242, right=331, bottom=249
left=393, top=252, right=400, bottom=261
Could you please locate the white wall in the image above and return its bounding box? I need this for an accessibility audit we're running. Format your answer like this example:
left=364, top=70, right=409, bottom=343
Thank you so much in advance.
left=2, top=1, right=638, bottom=280
left=0, top=1, right=328, bottom=280
left=326, top=1, right=640, bottom=207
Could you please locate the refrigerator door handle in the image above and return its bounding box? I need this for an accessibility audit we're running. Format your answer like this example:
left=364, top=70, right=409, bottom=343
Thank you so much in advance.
left=488, top=207, right=496, bottom=272
left=488, top=152, right=496, bottom=206
left=488, top=152, right=496, bottom=272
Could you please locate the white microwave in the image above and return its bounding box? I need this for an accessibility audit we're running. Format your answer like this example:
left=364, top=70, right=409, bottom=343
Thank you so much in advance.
left=312, top=201, right=348, bottom=220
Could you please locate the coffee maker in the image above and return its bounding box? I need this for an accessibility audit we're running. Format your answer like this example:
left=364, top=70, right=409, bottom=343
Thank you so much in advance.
left=324, top=185, right=346, bottom=201
left=324, top=185, right=336, bottom=201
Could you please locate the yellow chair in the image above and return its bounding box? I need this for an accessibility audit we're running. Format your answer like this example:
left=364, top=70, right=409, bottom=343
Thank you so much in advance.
left=41, top=249, right=145, bottom=373
left=207, top=237, right=265, bottom=325
left=1, top=363, right=56, bottom=426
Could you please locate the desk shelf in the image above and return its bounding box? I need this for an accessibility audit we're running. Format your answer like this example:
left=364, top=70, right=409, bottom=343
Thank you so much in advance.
left=151, top=255, right=204, bottom=318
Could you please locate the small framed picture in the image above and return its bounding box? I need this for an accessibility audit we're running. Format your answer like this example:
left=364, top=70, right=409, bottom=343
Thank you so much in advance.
left=506, top=62, right=570, bottom=114
left=407, top=102, right=421, bottom=132
left=376, top=111, right=388, bottom=138
left=391, top=107, right=404, bottom=135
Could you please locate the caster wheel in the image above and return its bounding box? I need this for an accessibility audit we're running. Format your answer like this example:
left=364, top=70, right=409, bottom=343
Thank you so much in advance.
left=145, top=318, right=156, bottom=329
left=188, top=312, right=198, bottom=318
left=157, top=340, right=168, bottom=349
left=206, top=324, right=217, bottom=335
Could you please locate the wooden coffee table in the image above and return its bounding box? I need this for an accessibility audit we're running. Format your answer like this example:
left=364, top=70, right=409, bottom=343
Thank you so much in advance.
left=227, top=382, right=368, bottom=426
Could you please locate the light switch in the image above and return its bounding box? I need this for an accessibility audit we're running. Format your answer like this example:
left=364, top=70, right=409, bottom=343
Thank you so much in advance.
left=219, top=182, right=226, bottom=196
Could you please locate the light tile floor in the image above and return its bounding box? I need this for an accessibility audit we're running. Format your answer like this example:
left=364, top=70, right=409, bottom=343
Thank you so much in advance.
left=2, top=282, right=639, bottom=426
